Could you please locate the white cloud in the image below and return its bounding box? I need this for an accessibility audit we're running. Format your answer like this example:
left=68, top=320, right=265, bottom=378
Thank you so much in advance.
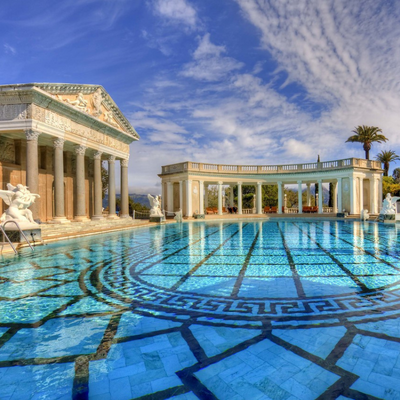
left=181, top=34, right=244, bottom=81
left=153, top=0, right=198, bottom=29
left=4, top=43, right=16, bottom=55
left=235, top=0, right=400, bottom=144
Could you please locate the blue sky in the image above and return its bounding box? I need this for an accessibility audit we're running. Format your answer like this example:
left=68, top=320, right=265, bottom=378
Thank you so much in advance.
left=2, top=0, right=400, bottom=194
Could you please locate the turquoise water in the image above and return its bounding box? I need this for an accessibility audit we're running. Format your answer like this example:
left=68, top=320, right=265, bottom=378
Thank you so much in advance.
left=1, top=220, right=400, bottom=399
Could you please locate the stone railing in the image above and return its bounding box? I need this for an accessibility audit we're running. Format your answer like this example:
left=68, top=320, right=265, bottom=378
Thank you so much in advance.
left=161, top=158, right=382, bottom=175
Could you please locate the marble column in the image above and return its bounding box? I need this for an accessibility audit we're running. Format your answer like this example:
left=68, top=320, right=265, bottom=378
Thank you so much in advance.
left=229, top=185, right=234, bottom=207
left=297, top=180, right=303, bottom=214
left=92, top=151, right=103, bottom=220
left=107, top=156, right=118, bottom=219
left=378, top=177, right=383, bottom=212
left=199, top=181, right=204, bottom=214
left=204, top=185, right=209, bottom=208
left=256, top=182, right=262, bottom=214
left=52, top=138, right=69, bottom=223
left=332, top=181, right=338, bottom=213
left=218, top=181, right=223, bottom=215
left=74, top=145, right=89, bottom=222
left=370, top=177, right=377, bottom=214
left=179, top=181, right=183, bottom=212
left=238, top=182, right=243, bottom=214
left=349, top=176, right=355, bottom=214
left=337, top=178, right=343, bottom=213
left=306, top=183, right=311, bottom=206
left=120, top=158, right=130, bottom=218
left=25, top=129, right=41, bottom=221
left=278, top=181, right=283, bottom=214
left=318, top=180, right=323, bottom=213
left=167, top=182, right=173, bottom=212
left=359, top=177, right=364, bottom=213
left=186, top=180, right=192, bottom=217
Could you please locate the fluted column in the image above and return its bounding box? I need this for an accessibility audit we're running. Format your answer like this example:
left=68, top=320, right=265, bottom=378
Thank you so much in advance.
left=306, top=183, right=311, bottom=206
left=238, top=182, right=243, bottom=214
left=218, top=181, right=223, bottom=215
left=359, top=177, right=364, bottom=214
left=332, top=181, right=338, bottom=213
left=25, top=129, right=41, bottom=221
left=167, top=182, right=173, bottom=212
left=186, top=180, right=192, bottom=217
left=107, top=156, right=118, bottom=219
left=199, top=180, right=204, bottom=214
left=179, top=181, right=183, bottom=211
left=337, top=178, right=343, bottom=213
left=349, top=176, right=355, bottom=214
left=278, top=181, right=283, bottom=214
left=370, top=177, right=377, bottom=214
left=74, top=145, right=89, bottom=221
left=52, top=138, right=70, bottom=223
left=256, top=182, right=262, bottom=214
left=318, top=180, right=323, bottom=213
left=120, top=158, right=130, bottom=218
left=297, top=180, right=303, bottom=214
left=92, top=151, right=103, bottom=220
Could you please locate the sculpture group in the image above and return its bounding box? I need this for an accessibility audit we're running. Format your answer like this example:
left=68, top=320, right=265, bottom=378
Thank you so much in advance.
left=147, top=194, right=163, bottom=217
left=0, top=184, right=40, bottom=225
left=381, top=193, right=399, bottom=215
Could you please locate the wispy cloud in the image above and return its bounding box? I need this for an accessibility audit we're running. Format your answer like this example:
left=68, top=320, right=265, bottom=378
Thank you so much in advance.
left=152, top=0, right=198, bottom=30
left=181, top=33, right=244, bottom=81
left=235, top=0, right=400, bottom=144
left=3, top=43, right=16, bottom=55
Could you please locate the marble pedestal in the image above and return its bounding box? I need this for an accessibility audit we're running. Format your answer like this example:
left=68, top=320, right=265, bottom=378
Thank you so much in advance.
left=150, top=216, right=165, bottom=223
left=1, top=223, right=42, bottom=243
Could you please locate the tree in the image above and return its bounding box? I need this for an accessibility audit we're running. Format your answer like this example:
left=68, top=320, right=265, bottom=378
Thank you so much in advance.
left=345, top=125, right=388, bottom=160
left=382, top=176, right=400, bottom=198
left=393, top=168, right=400, bottom=183
left=375, top=150, right=400, bottom=177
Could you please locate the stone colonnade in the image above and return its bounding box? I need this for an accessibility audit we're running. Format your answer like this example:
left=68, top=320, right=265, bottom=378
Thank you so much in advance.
left=25, top=129, right=130, bottom=222
left=162, top=176, right=382, bottom=217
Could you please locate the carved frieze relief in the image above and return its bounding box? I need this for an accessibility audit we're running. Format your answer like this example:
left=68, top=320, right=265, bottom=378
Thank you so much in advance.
left=0, top=104, right=28, bottom=120
left=31, top=105, right=129, bottom=153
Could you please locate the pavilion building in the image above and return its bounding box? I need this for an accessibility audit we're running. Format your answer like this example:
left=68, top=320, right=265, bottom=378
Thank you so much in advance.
left=159, top=159, right=384, bottom=217
left=0, top=83, right=138, bottom=223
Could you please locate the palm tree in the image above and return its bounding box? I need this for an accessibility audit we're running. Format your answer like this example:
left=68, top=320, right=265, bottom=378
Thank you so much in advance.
left=375, top=150, right=400, bottom=176
left=345, top=125, right=388, bottom=160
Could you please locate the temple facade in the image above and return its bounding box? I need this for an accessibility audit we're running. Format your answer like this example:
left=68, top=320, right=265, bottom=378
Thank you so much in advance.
left=159, top=159, right=384, bottom=216
left=0, top=83, right=139, bottom=223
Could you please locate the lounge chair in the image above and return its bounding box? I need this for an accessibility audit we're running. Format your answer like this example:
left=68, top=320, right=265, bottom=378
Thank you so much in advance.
left=206, top=207, right=214, bottom=214
left=264, top=206, right=271, bottom=213
left=270, top=206, right=277, bottom=213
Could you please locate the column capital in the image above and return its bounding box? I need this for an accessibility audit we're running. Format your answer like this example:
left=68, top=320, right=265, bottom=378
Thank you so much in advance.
left=318, top=179, right=323, bottom=184
left=187, top=179, right=192, bottom=184
left=25, top=129, right=41, bottom=141
left=93, top=151, right=103, bottom=160
left=257, top=181, right=263, bottom=185
left=237, top=181, right=243, bottom=185
left=53, top=138, right=65, bottom=149
left=121, top=158, right=129, bottom=167
left=167, top=181, right=173, bottom=186
left=277, top=181, right=283, bottom=185
left=217, top=181, right=223, bottom=185
left=74, top=145, right=87, bottom=156
left=108, top=155, right=116, bottom=163
left=297, top=180, right=302, bottom=185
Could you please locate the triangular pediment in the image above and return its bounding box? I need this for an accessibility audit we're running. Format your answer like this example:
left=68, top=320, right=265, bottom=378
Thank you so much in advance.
left=32, top=83, right=139, bottom=140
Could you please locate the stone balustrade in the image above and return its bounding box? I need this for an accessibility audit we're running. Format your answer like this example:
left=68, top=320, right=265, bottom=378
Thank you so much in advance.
left=162, top=158, right=382, bottom=175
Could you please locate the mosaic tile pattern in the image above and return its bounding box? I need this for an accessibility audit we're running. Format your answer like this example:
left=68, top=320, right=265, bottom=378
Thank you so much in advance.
left=1, top=220, right=400, bottom=399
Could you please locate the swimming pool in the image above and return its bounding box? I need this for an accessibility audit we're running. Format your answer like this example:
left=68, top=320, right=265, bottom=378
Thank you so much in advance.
left=1, top=220, right=400, bottom=399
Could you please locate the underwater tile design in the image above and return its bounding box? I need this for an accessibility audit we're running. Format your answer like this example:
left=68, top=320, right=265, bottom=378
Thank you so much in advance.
left=1, top=220, right=400, bottom=399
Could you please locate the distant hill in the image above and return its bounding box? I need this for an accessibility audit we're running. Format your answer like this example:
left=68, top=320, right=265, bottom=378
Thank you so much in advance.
left=103, top=193, right=152, bottom=208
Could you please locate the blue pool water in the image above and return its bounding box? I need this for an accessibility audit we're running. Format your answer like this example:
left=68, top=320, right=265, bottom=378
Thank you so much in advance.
left=1, top=220, right=400, bottom=399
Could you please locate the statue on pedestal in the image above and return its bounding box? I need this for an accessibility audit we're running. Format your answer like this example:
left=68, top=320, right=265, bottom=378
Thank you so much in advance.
left=381, top=193, right=399, bottom=215
left=147, top=194, right=163, bottom=217
left=0, top=184, right=40, bottom=225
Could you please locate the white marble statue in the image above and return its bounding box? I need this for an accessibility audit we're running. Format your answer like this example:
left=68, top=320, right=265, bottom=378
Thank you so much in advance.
left=92, top=88, right=103, bottom=117
left=66, top=93, right=90, bottom=113
left=360, top=209, right=369, bottom=221
left=147, top=194, right=163, bottom=217
left=0, top=184, right=40, bottom=225
left=174, top=209, right=183, bottom=223
left=381, top=193, right=400, bottom=215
